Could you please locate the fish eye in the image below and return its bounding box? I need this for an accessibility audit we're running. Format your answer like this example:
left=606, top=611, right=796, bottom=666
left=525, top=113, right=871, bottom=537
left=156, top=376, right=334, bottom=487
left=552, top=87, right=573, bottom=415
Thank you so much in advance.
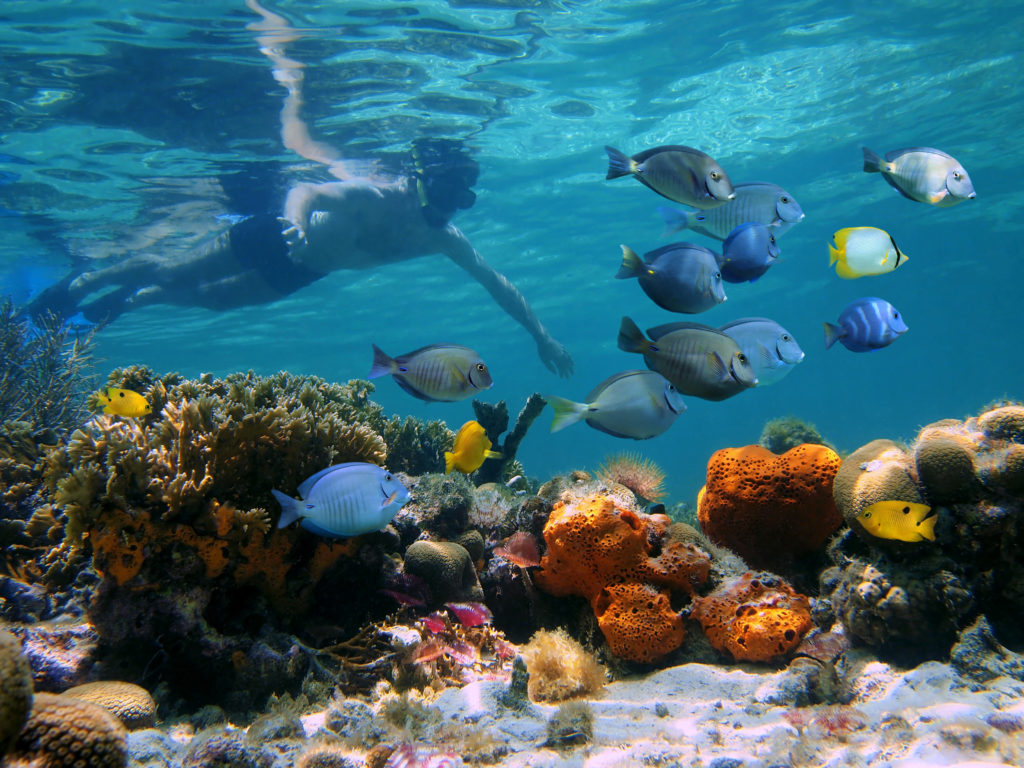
left=710, top=171, right=720, bottom=180
left=385, top=473, right=392, bottom=481
left=864, top=512, right=871, bottom=518
left=780, top=196, right=790, bottom=203
left=892, top=310, right=900, bottom=319
left=737, top=353, right=748, bottom=363
left=476, top=363, right=486, bottom=371
left=714, top=271, right=721, bottom=279
left=782, top=334, right=792, bottom=341
left=953, top=171, right=962, bottom=179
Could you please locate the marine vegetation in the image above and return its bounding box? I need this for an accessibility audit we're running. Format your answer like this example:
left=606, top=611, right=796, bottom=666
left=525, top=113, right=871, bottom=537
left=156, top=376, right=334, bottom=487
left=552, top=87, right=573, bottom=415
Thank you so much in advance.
left=470, top=393, right=546, bottom=485
left=520, top=628, right=606, bottom=702
left=758, top=415, right=830, bottom=454
left=821, top=403, right=1024, bottom=662
left=536, top=493, right=711, bottom=663
left=543, top=700, right=594, bottom=751
left=597, top=451, right=666, bottom=502
left=16, top=366, right=462, bottom=711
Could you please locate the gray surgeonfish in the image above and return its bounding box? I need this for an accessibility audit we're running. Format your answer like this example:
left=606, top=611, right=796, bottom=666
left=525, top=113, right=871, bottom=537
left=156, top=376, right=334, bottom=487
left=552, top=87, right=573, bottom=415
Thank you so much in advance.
left=658, top=181, right=805, bottom=240
left=273, top=462, right=411, bottom=538
left=544, top=370, right=685, bottom=440
left=369, top=343, right=492, bottom=402
left=616, top=243, right=726, bottom=314
left=617, top=317, right=757, bottom=401
left=862, top=146, right=975, bottom=207
left=719, top=317, right=804, bottom=386
left=605, top=144, right=735, bottom=209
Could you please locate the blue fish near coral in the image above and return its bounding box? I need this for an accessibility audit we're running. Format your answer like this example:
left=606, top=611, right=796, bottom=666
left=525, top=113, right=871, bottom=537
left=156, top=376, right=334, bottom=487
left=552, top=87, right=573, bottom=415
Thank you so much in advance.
left=717, top=223, right=780, bottom=283
left=272, top=462, right=410, bottom=538
left=824, top=297, right=908, bottom=352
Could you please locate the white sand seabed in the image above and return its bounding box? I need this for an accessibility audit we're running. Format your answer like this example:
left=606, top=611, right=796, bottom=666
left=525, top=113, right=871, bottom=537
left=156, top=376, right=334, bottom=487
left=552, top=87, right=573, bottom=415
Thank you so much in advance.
left=299, top=659, right=1024, bottom=767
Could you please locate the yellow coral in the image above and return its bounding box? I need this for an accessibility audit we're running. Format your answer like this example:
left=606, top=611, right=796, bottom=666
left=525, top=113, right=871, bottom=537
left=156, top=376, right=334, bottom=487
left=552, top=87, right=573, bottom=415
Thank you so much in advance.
left=60, top=681, right=156, bottom=730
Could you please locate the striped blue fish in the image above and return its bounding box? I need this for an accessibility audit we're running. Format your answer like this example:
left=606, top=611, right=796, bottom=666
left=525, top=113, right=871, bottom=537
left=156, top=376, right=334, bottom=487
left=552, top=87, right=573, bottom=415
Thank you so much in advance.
left=368, top=343, right=492, bottom=402
left=824, top=297, right=908, bottom=352
left=658, top=181, right=805, bottom=240
left=273, top=462, right=410, bottom=538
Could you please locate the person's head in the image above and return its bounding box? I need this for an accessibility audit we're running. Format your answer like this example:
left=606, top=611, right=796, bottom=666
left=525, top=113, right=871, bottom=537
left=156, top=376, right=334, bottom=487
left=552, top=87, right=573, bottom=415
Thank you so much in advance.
left=409, top=138, right=479, bottom=227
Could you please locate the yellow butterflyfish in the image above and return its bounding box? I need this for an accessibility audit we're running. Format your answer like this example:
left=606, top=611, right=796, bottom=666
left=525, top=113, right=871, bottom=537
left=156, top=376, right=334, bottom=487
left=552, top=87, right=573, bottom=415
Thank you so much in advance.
left=857, top=500, right=935, bottom=542
left=828, top=227, right=908, bottom=279
left=97, top=387, right=152, bottom=418
left=445, top=420, right=502, bottom=474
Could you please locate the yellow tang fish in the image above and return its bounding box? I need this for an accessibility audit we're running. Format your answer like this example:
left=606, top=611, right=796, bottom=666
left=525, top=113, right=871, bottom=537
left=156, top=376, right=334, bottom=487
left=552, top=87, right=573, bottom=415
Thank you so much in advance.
left=445, top=420, right=502, bottom=474
left=857, top=500, right=935, bottom=542
left=829, top=227, right=908, bottom=279
left=97, top=387, right=152, bottom=418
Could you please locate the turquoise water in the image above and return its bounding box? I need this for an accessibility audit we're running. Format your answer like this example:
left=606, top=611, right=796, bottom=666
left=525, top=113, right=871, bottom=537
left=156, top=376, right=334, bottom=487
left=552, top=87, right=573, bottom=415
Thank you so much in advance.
left=1, top=0, right=1021, bottom=504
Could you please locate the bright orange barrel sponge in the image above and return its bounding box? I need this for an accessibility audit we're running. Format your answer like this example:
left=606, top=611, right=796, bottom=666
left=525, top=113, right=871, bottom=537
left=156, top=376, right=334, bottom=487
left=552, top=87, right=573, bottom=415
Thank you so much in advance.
left=697, top=443, right=843, bottom=573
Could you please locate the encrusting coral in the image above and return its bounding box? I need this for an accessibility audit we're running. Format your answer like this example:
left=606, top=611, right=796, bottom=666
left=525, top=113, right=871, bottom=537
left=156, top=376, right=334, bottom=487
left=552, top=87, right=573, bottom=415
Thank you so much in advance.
left=6, top=691, right=128, bottom=768
left=520, top=628, right=606, bottom=702
left=688, top=572, right=813, bottom=663
left=60, top=681, right=156, bottom=730
left=696, top=443, right=843, bottom=576
left=0, top=629, right=33, bottom=757
left=536, top=493, right=711, bottom=663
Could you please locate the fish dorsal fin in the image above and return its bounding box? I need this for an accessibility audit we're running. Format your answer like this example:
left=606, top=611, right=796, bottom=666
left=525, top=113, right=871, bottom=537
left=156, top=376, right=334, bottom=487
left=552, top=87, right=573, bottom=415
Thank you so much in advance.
left=396, top=343, right=473, bottom=361
left=584, top=370, right=651, bottom=402
left=718, top=317, right=776, bottom=331
left=298, top=462, right=367, bottom=498
left=646, top=321, right=720, bottom=340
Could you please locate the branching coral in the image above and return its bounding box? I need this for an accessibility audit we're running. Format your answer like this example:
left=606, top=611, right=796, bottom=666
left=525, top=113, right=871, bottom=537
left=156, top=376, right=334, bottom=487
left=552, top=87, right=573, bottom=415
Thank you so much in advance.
left=472, top=393, right=546, bottom=485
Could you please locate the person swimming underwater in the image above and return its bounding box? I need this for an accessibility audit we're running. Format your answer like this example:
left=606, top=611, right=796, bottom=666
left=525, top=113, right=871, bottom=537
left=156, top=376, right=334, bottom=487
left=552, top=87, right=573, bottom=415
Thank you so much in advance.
left=28, top=1, right=574, bottom=378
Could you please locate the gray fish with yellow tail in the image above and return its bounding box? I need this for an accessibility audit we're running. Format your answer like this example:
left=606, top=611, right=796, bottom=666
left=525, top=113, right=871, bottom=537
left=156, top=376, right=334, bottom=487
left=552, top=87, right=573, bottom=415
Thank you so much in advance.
left=273, top=462, right=410, bottom=538
left=369, top=343, right=492, bottom=402
left=605, top=145, right=735, bottom=209
left=617, top=317, right=756, bottom=401
left=862, top=146, right=975, bottom=207
left=857, top=500, right=936, bottom=542
left=544, top=370, right=685, bottom=440
left=658, top=181, right=805, bottom=240
left=617, top=242, right=726, bottom=314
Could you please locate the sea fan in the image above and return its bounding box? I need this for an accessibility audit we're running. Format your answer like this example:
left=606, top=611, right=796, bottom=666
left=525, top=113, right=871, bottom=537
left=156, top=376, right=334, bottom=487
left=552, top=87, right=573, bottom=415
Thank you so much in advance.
left=597, top=451, right=666, bottom=502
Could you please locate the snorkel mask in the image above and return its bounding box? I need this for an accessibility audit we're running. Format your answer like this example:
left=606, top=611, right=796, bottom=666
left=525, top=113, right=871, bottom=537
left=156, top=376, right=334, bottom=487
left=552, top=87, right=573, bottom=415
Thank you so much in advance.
left=411, top=138, right=479, bottom=227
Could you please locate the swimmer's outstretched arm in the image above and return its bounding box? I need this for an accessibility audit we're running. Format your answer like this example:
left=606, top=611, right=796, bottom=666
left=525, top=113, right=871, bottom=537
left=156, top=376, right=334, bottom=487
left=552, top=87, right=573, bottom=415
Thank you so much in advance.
left=438, top=227, right=574, bottom=378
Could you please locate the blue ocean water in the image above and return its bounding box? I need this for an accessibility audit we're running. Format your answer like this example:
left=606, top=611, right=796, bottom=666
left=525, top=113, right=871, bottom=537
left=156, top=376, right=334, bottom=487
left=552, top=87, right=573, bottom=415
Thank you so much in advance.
left=1, top=0, right=1020, bottom=504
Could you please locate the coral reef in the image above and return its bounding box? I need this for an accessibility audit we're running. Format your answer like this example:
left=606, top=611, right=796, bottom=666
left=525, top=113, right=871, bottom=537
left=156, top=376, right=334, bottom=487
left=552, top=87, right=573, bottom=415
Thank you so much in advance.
left=950, top=615, right=1024, bottom=686
left=824, top=403, right=1024, bottom=662
left=0, top=629, right=32, bottom=757
left=401, top=474, right=473, bottom=539
left=596, top=451, right=666, bottom=502
left=6, top=691, right=128, bottom=768
left=471, top=393, right=546, bottom=485
left=536, top=493, right=711, bottom=663
left=181, top=725, right=255, bottom=768
left=7, top=622, right=98, bottom=691
left=688, top=572, right=813, bottom=663
left=381, top=415, right=454, bottom=476
left=758, top=415, right=830, bottom=455
left=61, top=681, right=156, bottom=730
left=403, top=541, right=484, bottom=605
left=697, top=443, right=843, bottom=576
left=520, top=628, right=606, bottom=702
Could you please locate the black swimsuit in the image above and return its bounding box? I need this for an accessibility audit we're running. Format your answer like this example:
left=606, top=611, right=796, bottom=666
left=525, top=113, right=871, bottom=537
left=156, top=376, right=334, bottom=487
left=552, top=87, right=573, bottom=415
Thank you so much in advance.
left=229, top=213, right=325, bottom=295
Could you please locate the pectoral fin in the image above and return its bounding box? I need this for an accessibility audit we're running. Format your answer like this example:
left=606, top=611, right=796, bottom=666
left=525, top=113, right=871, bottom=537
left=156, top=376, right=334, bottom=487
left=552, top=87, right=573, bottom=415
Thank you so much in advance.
left=381, top=490, right=399, bottom=508
left=484, top=450, right=503, bottom=460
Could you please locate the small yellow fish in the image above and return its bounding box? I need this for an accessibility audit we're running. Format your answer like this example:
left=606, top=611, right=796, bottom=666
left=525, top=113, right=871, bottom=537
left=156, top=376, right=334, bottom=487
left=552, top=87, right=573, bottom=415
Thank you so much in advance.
left=829, top=227, right=908, bottom=279
left=97, top=387, right=151, bottom=418
left=445, top=420, right=502, bottom=474
left=857, top=500, right=935, bottom=542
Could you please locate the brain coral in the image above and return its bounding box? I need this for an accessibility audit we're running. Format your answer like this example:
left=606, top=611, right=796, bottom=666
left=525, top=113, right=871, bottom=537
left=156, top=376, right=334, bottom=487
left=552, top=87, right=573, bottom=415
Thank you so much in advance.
left=7, top=692, right=128, bottom=768
left=536, top=493, right=711, bottom=663
left=696, top=443, right=842, bottom=573
left=61, top=681, right=156, bottom=730
left=0, top=629, right=32, bottom=756
left=688, top=572, right=812, bottom=662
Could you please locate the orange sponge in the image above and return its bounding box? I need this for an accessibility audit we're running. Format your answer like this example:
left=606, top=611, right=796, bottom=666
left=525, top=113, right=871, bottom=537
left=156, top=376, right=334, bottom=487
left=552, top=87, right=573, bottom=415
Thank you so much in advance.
left=697, top=443, right=842, bottom=572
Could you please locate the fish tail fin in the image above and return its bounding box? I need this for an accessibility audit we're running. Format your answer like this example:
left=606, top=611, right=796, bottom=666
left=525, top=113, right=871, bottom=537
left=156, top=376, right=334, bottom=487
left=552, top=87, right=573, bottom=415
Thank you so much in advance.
left=444, top=451, right=456, bottom=474
left=615, top=245, right=644, bottom=279
left=617, top=316, right=649, bottom=354
left=272, top=489, right=302, bottom=528
left=823, top=322, right=844, bottom=349
left=657, top=206, right=691, bottom=236
left=544, top=394, right=587, bottom=432
left=918, top=512, right=938, bottom=541
left=605, top=146, right=634, bottom=180
left=368, top=344, right=395, bottom=379
left=828, top=242, right=841, bottom=267
left=484, top=450, right=503, bottom=460
left=861, top=146, right=885, bottom=173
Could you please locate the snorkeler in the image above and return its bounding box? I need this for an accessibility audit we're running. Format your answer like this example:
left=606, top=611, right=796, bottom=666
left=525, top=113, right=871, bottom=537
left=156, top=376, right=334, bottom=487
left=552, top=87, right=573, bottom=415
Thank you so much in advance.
left=28, top=0, right=574, bottom=378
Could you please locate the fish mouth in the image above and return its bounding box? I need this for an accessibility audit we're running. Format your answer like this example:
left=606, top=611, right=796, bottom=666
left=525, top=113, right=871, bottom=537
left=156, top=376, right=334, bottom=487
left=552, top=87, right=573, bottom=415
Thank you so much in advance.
left=968, top=192, right=977, bottom=199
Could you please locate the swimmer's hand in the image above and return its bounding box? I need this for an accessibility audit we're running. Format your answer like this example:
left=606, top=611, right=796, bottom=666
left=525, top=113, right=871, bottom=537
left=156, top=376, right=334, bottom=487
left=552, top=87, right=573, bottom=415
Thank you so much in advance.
left=538, top=336, right=574, bottom=378
left=279, top=217, right=308, bottom=250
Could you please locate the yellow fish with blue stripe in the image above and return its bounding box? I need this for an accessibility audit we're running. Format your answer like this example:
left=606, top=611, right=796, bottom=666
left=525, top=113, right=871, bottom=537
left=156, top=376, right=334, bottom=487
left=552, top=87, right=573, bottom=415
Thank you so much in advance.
left=96, top=387, right=152, bottom=418
left=829, top=227, right=908, bottom=279
left=857, top=500, right=935, bottom=542
left=445, top=420, right=502, bottom=474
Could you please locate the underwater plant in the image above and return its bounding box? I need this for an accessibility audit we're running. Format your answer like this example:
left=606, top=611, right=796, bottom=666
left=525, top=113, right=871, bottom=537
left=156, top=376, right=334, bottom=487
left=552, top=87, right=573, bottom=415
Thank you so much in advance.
left=520, top=628, right=606, bottom=702
left=597, top=451, right=666, bottom=502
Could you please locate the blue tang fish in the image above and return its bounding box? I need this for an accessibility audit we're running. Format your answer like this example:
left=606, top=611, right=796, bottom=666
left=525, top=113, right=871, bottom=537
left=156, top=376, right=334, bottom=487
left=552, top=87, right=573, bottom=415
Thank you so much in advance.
left=544, top=370, right=685, bottom=440
left=717, top=223, right=780, bottom=283
left=658, top=181, right=805, bottom=240
left=616, top=242, right=725, bottom=314
left=272, top=462, right=410, bottom=538
left=719, top=318, right=804, bottom=386
left=824, top=297, right=908, bottom=352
